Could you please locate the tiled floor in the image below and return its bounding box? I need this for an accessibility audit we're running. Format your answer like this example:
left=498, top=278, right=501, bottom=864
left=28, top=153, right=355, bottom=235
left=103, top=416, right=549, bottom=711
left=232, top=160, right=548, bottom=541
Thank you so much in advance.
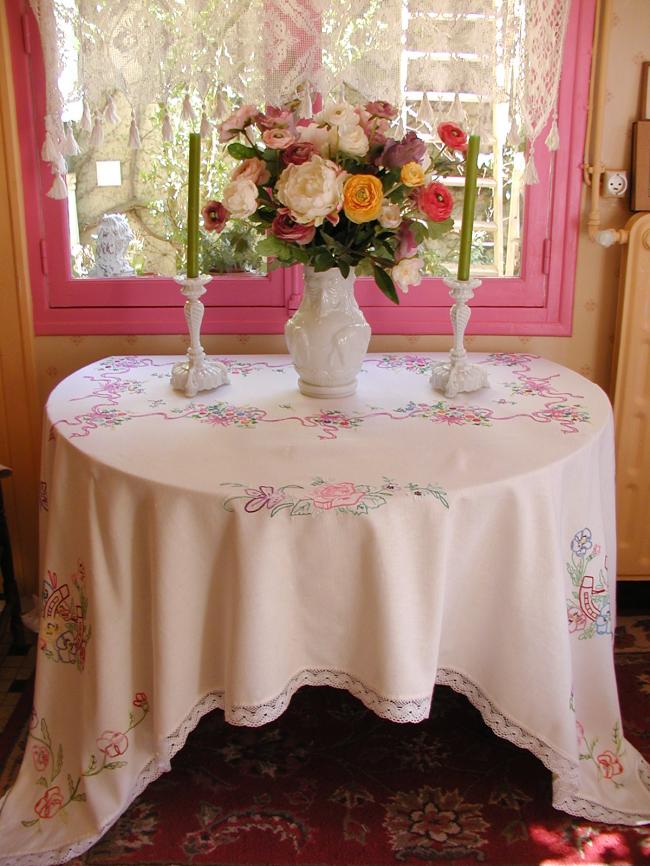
left=0, top=620, right=36, bottom=734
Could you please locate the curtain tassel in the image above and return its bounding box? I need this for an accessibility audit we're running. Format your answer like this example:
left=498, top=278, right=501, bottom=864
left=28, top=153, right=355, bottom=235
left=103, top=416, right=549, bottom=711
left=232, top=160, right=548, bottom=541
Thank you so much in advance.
left=200, top=111, right=212, bottom=138
left=104, top=95, right=120, bottom=125
left=181, top=92, right=196, bottom=123
left=299, top=82, right=313, bottom=120
left=545, top=115, right=560, bottom=151
left=41, top=130, right=59, bottom=163
left=81, top=99, right=92, bottom=133
left=162, top=111, right=173, bottom=142
left=507, top=117, right=520, bottom=147
left=62, top=124, right=81, bottom=156
left=212, top=88, right=226, bottom=120
left=523, top=151, right=539, bottom=185
left=89, top=115, right=104, bottom=149
left=47, top=172, right=68, bottom=200
left=128, top=114, right=141, bottom=149
left=53, top=153, right=67, bottom=175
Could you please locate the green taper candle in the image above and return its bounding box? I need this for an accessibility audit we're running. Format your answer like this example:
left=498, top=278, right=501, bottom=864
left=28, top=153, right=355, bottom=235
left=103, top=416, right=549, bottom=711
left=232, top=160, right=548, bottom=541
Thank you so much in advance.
left=457, top=134, right=480, bottom=281
left=186, top=132, right=201, bottom=278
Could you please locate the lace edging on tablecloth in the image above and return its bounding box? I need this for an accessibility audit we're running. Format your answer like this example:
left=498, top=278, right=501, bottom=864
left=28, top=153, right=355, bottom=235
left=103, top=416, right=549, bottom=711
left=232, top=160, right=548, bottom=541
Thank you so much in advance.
left=2, top=667, right=649, bottom=866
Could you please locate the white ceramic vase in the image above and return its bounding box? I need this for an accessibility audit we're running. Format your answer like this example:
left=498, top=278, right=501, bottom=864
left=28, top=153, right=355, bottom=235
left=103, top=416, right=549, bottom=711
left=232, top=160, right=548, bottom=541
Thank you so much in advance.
left=285, top=266, right=371, bottom=398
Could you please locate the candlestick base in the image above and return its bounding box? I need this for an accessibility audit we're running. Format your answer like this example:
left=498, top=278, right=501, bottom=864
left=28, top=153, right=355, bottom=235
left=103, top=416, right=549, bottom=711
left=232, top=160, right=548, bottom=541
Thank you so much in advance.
left=171, top=275, right=230, bottom=398
left=431, top=277, right=489, bottom=399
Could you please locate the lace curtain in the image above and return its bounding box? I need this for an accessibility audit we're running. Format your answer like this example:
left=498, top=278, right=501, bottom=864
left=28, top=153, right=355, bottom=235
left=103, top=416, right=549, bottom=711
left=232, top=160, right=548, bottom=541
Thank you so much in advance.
left=28, top=0, right=571, bottom=199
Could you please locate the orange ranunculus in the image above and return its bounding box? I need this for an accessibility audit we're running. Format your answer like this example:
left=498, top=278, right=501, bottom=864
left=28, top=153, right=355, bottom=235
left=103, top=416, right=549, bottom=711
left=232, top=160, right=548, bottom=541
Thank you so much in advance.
left=343, top=174, right=384, bottom=224
left=400, top=161, right=425, bottom=187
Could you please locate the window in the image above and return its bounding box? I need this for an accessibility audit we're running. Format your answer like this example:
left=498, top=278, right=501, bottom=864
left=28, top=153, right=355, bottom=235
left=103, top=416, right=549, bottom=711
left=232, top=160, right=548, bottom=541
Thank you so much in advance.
left=8, top=0, right=593, bottom=336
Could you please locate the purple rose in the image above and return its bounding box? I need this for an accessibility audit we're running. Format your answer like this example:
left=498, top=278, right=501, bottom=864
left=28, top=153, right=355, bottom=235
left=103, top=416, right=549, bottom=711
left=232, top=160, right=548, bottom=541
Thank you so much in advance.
left=378, top=131, right=427, bottom=168
left=397, top=222, right=417, bottom=260
left=271, top=209, right=316, bottom=246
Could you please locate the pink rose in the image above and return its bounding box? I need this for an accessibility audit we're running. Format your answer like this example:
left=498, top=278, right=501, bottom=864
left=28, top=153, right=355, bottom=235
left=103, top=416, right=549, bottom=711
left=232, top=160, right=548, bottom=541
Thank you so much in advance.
left=96, top=730, right=129, bottom=758
left=34, top=786, right=64, bottom=819
left=133, top=692, right=149, bottom=710
left=281, top=141, right=318, bottom=166
left=201, top=200, right=229, bottom=233
left=365, top=100, right=398, bottom=120
left=32, top=744, right=49, bottom=772
left=311, top=482, right=364, bottom=510
left=417, top=182, right=454, bottom=222
left=232, top=157, right=271, bottom=186
left=271, top=209, right=316, bottom=246
left=438, top=122, right=468, bottom=153
left=218, top=104, right=259, bottom=143
left=597, top=750, right=624, bottom=779
left=256, top=106, right=295, bottom=131
left=262, top=128, right=296, bottom=150
left=397, top=223, right=418, bottom=260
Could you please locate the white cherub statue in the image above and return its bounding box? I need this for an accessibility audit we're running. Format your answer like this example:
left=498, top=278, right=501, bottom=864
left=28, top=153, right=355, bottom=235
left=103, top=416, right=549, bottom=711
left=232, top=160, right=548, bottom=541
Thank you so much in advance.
left=89, top=213, right=135, bottom=277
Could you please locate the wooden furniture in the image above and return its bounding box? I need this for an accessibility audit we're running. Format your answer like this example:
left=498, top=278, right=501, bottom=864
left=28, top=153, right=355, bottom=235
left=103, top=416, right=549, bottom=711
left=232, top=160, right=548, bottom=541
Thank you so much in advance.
left=0, top=464, right=25, bottom=647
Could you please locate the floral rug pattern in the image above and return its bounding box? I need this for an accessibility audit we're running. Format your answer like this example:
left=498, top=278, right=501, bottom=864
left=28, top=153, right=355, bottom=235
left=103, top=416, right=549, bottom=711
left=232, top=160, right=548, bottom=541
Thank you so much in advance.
left=2, top=620, right=648, bottom=865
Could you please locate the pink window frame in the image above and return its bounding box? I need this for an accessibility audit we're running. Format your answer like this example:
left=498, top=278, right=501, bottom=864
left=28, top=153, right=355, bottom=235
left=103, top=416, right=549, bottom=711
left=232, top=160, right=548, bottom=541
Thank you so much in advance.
left=8, top=0, right=594, bottom=337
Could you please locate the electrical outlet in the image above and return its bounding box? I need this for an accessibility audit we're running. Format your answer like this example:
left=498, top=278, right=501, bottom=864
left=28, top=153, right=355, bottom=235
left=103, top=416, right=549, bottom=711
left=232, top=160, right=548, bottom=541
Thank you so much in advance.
left=603, top=170, right=628, bottom=197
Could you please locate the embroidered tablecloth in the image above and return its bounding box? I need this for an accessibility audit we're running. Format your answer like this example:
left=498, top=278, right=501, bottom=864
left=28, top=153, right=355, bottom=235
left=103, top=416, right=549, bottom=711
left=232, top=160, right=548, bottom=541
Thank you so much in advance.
left=1, top=352, right=649, bottom=864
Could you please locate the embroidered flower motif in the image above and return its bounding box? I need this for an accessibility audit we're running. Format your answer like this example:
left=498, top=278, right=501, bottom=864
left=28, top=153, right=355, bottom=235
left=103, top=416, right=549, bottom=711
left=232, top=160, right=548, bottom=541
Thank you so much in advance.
left=96, top=730, right=129, bottom=758
left=572, top=528, right=593, bottom=557
left=311, top=482, right=364, bottom=510
left=596, top=750, right=624, bottom=779
left=243, top=485, right=286, bottom=512
left=384, top=786, right=488, bottom=858
left=133, top=692, right=149, bottom=710
left=567, top=606, right=588, bottom=634
left=32, top=744, right=49, bottom=772
left=34, top=786, right=64, bottom=820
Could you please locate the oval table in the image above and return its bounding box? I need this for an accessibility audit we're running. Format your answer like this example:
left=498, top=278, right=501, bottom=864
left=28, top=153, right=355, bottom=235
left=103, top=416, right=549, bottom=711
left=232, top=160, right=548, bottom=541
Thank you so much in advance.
left=1, top=352, right=649, bottom=865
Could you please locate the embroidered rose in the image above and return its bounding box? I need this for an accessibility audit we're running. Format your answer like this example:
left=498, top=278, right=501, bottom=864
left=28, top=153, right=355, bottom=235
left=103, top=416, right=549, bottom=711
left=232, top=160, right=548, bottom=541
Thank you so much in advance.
left=271, top=210, right=316, bottom=245
left=97, top=730, right=129, bottom=758
left=343, top=174, right=384, bottom=224
left=201, top=200, right=229, bottom=233
left=133, top=692, right=149, bottom=710
left=231, top=157, right=271, bottom=186
left=32, top=744, right=49, bottom=772
left=276, top=156, right=346, bottom=225
left=222, top=178, right=258, bottom=219
left=262, top=128, right=296, bottom=150
left=34, top=786, right=64, bottom=819
left=392, top=257, right=423, bottom=294
left=417, top=182, right=454, bottom=222
left=218, top=104, right=259, bottom=142
left=438, top=122, right=468, bottom=152
left=311, top=482, right=364, bottom=510
left=597, top=750, right=623, bottom=779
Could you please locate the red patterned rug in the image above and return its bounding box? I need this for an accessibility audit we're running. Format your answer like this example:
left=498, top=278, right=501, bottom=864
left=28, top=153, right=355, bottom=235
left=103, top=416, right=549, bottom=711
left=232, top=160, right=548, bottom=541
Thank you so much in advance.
left=2, top=619, right=650, bottom=865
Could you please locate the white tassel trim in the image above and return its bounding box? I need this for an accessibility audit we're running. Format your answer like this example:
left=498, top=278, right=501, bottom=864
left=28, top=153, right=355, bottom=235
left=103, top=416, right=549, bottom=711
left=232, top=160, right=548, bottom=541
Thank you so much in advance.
left=213, top=90, right=227, bottom=120
left=41, top=131, right=59, bottom=163
left=200, top=112, right=212, bottom=138
left=448, top=93, right=465, bottom=123
left=89, top=115, right=104, bottom=149
left=299, top=83, right=313, bottom=120
left=545, top=117, right=560, bottom=151
left=181, top=93, right=196, bottom=123
left=47, top=173, right=68, bottom=199
left=81, top=100, right=92, bottom=132
left=53, top=153, right=67, bottom=174
left=62, top=125, right=80, bottom=156
left=128, top=115, right=141, bottom=149
left=507, top=117, right=521, bottom=147
left=104, top=95, right=120, bottom=125
left=523, top=152, right=539, bottom=185
left=162, top=112, right=173, bottom=142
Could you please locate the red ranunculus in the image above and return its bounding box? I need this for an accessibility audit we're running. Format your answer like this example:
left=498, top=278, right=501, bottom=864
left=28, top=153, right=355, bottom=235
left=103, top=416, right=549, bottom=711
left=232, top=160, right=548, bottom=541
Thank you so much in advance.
left=438, top=122, right=468, bottom=152
left=281, top=141, right=318, bottom=166
left=34, top=786, right=64, bottom=819
left=270, top=209, right=316, bottom=246
left=201, top=201, right=229, bottom=233
left=417, top=182, right=454, bottom=222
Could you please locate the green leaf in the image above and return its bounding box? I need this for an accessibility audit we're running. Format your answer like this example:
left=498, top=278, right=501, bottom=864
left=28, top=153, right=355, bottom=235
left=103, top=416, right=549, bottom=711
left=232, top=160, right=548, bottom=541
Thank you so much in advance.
left=373, top=265, right=399, bottom=304
left=256, top=236, right=290, bottom=258
left=74, top=792, right=87, bottom=802
left=67, top=773, right=75, bottom=796
left=36, top=776, right=48, bottom=787
left=227, top=142, right=257, bottom=160
left=425, top=217, right=454, bottom=240
left=105, top=761, right=128, bottom=770
left=338, top=261, right=350, bottom=279
left=22, top=819, right=39, bottom=827
left=290, top=499, right=313, bottom=516
left=40, top=718, right=51, bottom=747
left=54, top=744, right=63, bottom=780
left=355, top=257, right=374, bottom=277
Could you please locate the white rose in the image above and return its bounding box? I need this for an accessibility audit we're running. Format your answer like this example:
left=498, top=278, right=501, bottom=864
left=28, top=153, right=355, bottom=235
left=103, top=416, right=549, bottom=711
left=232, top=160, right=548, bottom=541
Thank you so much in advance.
left=222, top=178, right=258, bottom=219
left=316, top=101, right=358, bottom=129
left=276, top=155, right=346, bottom=225
left=392, top=256, right=423, bottom=294
left=297, top=123, right=331, bottom=157
left=338, top=124, right=369, bottom=157
left=378, top=201, right=402, bottom=229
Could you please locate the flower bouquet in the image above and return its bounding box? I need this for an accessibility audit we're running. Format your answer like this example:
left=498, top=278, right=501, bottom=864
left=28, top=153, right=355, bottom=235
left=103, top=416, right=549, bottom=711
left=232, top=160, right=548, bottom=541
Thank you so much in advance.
left=203, top=100, right=469, bottom=396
